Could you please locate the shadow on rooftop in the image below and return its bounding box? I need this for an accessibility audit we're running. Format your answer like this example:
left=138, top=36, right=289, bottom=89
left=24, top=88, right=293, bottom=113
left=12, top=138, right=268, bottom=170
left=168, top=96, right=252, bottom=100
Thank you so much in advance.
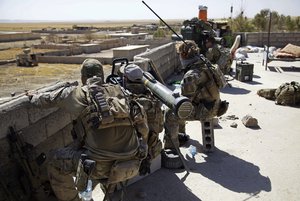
left=112, top=168, right=202, bottom=201
left=220, top=86, right=251, bottom=95
left=185, top=140, right=272, bottom=195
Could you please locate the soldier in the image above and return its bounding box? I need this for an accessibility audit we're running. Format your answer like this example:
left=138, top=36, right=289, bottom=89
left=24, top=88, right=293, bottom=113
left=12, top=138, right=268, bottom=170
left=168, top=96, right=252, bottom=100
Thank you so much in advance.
left=122, top=64, right=163, bottom=175
left=205, top=36, right=233, bottom=75
left=29, top=59, right=149, bottom=201
left=164, top=40, right=228, bottom=150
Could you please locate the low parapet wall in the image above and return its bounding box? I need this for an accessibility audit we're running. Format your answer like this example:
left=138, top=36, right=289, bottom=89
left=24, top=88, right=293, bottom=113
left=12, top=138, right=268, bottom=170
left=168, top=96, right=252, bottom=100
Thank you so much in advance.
left=0, top=81, right=77, bottom=199
left=37, top=56, right=112, bottom=65
left=0, top=32, right=41, bottom=42
left=237, top=32, right=300, bottom=47
left=134, top=42, right=181, bottom=79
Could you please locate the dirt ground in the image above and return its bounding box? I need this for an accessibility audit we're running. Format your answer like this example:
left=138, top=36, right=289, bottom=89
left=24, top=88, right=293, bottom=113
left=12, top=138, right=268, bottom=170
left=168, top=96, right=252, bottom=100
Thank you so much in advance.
left=0, top=63, right=112, bottom=98
left=0, top=48, right=59, bottom=60
left=91, top=53, right=300, bottom=201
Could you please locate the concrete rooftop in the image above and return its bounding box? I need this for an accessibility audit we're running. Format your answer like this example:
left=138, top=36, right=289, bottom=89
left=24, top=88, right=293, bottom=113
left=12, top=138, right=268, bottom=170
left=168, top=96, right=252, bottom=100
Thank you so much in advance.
left=91, top=52, right=300, bottom=201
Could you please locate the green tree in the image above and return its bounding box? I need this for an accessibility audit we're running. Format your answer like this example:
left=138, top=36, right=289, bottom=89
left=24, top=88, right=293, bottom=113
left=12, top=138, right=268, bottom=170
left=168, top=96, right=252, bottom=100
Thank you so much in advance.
left=285, top=15, right=296, bottom=31
left=277, top=14, right=286, bottom=30
left=252, top=9, right=270, bottom=31
left=231, top=14, right=255, bottom=32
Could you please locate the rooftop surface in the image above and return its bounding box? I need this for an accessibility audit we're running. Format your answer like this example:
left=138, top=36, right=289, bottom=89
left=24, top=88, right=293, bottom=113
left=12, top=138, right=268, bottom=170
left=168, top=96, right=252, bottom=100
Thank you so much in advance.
left=92, top=52, right=300, bottom=201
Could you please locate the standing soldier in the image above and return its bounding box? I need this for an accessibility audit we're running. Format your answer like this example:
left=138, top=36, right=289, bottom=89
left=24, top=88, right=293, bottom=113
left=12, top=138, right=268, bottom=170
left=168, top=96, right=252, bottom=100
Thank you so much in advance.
left=29, top=59, right=149, bottom=201
left=164, top=41, right=228, bottom=152
left=122, top=64, right=163, bottom=175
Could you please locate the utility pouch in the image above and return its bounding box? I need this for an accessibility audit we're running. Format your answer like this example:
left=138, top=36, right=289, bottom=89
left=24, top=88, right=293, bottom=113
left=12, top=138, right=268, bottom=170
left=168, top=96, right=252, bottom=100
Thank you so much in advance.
left=108, top=160, right=140, bottom=184
left=75, top=154, right=96, bottom=192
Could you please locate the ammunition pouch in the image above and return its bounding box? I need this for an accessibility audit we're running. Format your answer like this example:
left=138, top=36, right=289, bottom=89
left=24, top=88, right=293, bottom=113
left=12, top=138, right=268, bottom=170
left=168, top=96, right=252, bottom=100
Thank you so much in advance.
left=148, top=131, right=162, bottom=159
left=107, top=159, right=141, bottom=184
left=137, top=97, right=164, bottom=134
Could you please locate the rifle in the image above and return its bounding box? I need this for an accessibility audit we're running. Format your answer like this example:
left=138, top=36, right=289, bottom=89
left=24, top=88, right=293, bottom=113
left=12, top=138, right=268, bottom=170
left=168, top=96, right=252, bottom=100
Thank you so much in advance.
left=7, top=127, right=46, bottom=191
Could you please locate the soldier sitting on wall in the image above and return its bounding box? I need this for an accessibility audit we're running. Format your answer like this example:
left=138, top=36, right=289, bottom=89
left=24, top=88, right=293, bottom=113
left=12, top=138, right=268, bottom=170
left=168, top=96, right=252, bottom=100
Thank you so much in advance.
left=29, top=59, right=149, bottom=201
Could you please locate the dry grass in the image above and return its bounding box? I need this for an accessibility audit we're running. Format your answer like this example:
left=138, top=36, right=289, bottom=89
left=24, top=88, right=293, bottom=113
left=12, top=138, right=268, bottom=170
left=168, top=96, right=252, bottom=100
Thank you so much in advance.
left=0, top=48, right=58, bottom=60
left=0, top=63, right=111, bottom=97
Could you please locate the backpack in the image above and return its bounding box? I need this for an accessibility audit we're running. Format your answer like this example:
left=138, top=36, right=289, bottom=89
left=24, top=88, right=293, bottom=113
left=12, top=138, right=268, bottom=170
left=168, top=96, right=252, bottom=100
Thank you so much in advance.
left=81, top=77, right=133, bottom=130
left=216, top=46, right=232, bottom=75
left=275, top=81, right=300, bottom=106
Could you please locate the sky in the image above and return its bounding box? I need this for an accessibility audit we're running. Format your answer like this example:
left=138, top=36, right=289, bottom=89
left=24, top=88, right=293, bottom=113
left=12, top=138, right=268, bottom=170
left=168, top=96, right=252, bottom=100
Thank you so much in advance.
left=0, top=0, right=299, bottom=22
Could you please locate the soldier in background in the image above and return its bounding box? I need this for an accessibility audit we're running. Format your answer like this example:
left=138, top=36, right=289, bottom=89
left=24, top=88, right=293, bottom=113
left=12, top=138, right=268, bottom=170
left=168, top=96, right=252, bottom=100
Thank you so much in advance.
left=122, top=64, right=163, bottom=175
left=164, top=40, right=228, bottom=151
left=30, top=59, right=149, bottom=201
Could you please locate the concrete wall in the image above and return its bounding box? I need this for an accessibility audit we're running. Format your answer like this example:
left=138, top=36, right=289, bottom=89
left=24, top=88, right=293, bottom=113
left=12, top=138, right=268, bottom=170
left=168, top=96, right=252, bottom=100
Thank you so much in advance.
left=113, top=45, right=149, bottom=61
left=127, top=38, right=172, bottom=49
left=37, top=55, right=112, bottom=65
left=0, top=81, right=77, bottom=200
left=0, top=32, right=41, bottom=42
left=94, top=38, right=127, bottom=50
left=134, top=42, right=181, bottom=79
left=237, top=32, right=300, bottom=47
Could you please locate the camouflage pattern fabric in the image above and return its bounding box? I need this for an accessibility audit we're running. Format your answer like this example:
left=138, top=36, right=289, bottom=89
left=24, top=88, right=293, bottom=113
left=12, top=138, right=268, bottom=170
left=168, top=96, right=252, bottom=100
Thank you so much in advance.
left=164, top=60, right=226, bottom=149
left=206, top=44, right=232, bottom=75
left=33, top=83, right=148, bottom=201
left=258, top=82, right=300, bottom=106
left=176, top=40, right=200, bottom=59
left=257, top=89, right=276, bottom=100
left=275, top=81, right=300, bottom=106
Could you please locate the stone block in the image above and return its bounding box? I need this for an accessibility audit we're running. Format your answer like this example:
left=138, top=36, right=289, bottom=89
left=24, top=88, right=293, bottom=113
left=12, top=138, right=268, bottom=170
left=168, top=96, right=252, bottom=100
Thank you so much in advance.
left=27, top=107, right=58, bottom=124
left=22, top=119, right=47, bottom=147
left=45, top=109, right=72, bottom=138
left=61, top=123, right=74, bottom=146
left=35, top=131, right=65, bottom=156
left=0, top=108, right=29, bottom=139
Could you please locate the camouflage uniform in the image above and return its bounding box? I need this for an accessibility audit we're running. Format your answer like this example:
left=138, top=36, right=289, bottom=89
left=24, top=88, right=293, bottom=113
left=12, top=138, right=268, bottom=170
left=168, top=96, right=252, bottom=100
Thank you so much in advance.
left=206, top=42, right=232, bottom=75
left=31, top=59, right=149, bottom=201
left=165, top=41, right=227, bottom=149
left=122, top=64, right=163, bottom=175
left=206, top=44, right=221, bottom=64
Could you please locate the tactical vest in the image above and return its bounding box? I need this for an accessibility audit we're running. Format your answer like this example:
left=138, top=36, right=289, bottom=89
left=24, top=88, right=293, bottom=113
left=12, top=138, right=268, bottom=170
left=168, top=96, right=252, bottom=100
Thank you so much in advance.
left=81, top=77, right=133, bottom=130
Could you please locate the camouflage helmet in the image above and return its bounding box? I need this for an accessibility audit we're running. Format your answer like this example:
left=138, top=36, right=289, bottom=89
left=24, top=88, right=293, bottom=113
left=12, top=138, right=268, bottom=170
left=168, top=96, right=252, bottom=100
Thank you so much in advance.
left=81, top=59, right=104, bottom=81
left=176, top=40, right=200, bottom=59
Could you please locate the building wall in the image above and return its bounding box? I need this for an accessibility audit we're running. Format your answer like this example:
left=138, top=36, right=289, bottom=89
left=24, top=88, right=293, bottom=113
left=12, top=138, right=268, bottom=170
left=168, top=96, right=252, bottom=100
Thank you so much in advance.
left=0, top=81, right=77, bottom=200
left=237, top=32, right=300, bottom=47
left=0, top=32, right=41, bottom=42
left=37, top=56, right=112, bottom=65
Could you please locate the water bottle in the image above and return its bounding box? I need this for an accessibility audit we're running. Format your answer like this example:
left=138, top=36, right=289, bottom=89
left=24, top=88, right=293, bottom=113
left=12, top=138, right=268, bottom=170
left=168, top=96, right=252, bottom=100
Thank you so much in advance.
left=188, top=145, right=197, bottom=157
left=80, top=179, right=93, bottom=201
